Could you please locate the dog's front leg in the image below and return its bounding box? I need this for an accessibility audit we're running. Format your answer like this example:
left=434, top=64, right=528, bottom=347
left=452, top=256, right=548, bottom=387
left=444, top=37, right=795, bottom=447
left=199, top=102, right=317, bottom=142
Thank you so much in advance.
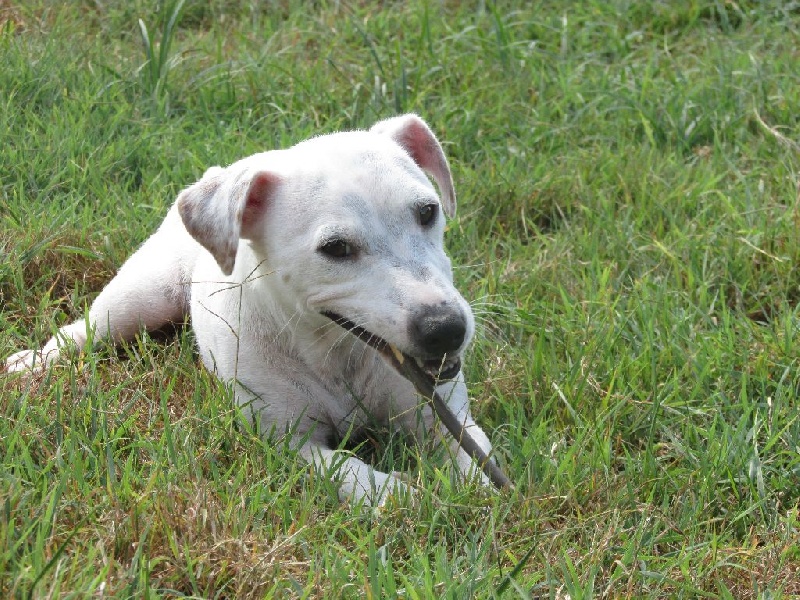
left=299, top=440, right=409, bottom=507
left=434, top=374, right=496, bottom=488
left=6, top=207, right=194, bottom=373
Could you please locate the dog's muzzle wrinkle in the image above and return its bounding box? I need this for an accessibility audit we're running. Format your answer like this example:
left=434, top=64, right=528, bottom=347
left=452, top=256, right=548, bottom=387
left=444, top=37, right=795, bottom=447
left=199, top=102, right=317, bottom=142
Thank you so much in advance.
left=408, top=305, right=466, bottom=357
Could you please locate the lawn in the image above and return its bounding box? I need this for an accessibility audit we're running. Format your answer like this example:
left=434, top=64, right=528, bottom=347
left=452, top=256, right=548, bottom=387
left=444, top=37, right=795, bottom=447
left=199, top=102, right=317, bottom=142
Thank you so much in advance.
left=1, top=0, right=799, bottom=597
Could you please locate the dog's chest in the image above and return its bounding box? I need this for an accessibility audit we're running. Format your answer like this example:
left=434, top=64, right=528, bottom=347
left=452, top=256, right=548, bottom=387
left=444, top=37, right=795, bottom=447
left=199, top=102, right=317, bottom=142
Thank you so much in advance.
left=295, top=351, right=412, bottom=435
left=321, top=351, right=414, bottom=413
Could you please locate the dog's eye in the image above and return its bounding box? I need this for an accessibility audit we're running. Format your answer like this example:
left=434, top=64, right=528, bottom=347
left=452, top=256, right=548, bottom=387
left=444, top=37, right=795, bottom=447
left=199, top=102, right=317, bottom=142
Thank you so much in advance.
left=319, top=239, right=354, bottom=259
left=418, top=203, right=438, bottom=227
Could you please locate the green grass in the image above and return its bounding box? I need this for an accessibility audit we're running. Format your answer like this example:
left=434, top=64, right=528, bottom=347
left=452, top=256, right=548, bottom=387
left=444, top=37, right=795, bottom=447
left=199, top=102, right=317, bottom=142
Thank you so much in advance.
left=2, top=0, right=800, bottom=597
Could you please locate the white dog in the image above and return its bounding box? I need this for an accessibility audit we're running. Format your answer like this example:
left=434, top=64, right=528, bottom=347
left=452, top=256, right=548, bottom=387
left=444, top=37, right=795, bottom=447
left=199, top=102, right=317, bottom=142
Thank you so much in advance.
left=6, top=114, right=494, bottom=505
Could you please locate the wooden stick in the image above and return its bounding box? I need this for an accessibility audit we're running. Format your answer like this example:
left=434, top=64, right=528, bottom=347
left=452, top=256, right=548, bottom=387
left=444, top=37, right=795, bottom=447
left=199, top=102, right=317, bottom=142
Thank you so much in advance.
left=324, top=313, right=513, bottom=491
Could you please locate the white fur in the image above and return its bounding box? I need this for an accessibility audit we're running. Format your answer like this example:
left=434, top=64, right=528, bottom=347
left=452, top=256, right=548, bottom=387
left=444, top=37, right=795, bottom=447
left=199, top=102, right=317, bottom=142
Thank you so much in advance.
left=5, top=114, right=494, bottom=506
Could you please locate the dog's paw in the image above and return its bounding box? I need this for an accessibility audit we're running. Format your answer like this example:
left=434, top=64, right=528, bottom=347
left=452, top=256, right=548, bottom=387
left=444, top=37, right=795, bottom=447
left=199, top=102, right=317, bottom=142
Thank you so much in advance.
left=373, top=471, right=416, bottom=509
left=5, top=349, right=49, bottom=373
left=5, top=349, right=36, bottom=373
left=456, top=458, right=502, bottom=493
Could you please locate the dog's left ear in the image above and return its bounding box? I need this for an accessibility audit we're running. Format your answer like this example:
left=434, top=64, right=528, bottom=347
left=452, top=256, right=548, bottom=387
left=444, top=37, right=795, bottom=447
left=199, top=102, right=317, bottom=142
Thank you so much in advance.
left=177, top=168, right=282, bottom=275
left=370, top=114, right=457, bottom=218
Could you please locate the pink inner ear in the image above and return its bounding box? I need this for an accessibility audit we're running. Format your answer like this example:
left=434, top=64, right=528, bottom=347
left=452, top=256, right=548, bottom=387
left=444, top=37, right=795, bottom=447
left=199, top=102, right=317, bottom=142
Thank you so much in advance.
left=393, top=119, right=456, bottom=217
left=398, top=122, right=440, bottom=175
left=241, top=171, right=281, bottom=238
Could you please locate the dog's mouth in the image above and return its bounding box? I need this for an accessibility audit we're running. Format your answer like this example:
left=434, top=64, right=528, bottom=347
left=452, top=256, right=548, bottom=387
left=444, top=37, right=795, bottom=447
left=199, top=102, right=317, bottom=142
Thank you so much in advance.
left=322, top=311, right=461, bottom=382
left=416, top=355, right=461, bottom=381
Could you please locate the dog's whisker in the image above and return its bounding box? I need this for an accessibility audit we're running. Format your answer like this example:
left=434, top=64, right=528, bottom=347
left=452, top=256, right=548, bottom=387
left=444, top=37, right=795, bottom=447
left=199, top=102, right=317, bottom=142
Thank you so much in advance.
left=310, top=318, right=342, bottom=339
left=325, top=329, right=357, bottom=369
left=313, top=316, right=370, bottom=371
left=469, top=293, right=506, bottom=304
left=353, top=330, right=380, bottom=371
left=452, top=260, right=501, bottom=270
left=341, top=318, right=375, bottom=372
left=470, top=304, right=511, bottom=314
left=274, top=308, right=303, bottom=340
left=316, top=315, right=377, bottom=372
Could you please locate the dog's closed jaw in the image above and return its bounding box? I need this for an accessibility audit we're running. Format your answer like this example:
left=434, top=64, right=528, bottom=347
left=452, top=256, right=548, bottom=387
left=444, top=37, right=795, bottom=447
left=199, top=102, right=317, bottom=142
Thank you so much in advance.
left=322, top=310, right=464, bottom=382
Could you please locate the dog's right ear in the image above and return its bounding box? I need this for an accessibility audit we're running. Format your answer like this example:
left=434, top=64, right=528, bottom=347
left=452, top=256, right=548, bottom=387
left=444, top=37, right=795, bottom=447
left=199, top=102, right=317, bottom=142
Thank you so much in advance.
left=177, top=168, right=282, bottom=276
left=370, top=114, right=457, bottom=218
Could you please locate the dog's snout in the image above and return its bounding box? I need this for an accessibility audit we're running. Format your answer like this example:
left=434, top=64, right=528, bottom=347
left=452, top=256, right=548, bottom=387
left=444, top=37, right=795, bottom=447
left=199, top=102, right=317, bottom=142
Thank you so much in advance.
left=410, top=305, right=466, bottom=356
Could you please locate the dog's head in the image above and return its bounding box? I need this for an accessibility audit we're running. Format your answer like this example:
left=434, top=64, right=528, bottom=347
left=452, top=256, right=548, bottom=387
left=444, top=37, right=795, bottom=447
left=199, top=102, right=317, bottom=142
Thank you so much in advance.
left=177, top=114, right=473, bottom=379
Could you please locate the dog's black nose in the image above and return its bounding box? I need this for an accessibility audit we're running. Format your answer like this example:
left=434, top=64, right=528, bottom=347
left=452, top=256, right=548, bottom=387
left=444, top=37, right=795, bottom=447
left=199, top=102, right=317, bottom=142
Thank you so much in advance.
left=409, top=305, right=466, bottom=356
